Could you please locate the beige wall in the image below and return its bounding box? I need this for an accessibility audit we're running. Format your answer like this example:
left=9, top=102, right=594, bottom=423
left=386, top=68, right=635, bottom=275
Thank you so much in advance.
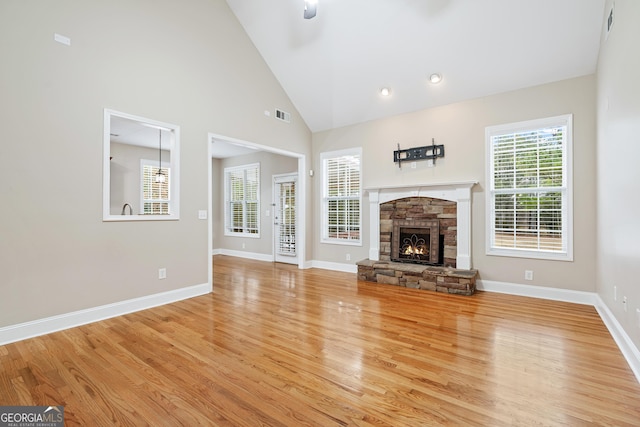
left=0, top=0, right=310, bottom=327
left=2, top=0, right=623, bottom=340
left=596, top=0, right=640, bottom=349
left=313, top=75, right=597, bottom=291
left=213, top=151, right=298, bottom=256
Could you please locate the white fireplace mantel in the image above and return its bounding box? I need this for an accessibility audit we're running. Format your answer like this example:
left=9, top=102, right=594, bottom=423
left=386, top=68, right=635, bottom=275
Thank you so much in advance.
left=364, top=181, right=478, bottom=269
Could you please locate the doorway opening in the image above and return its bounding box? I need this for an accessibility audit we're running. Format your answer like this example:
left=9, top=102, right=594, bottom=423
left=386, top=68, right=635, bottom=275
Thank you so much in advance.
left=208, top=133, right=306, bottom=289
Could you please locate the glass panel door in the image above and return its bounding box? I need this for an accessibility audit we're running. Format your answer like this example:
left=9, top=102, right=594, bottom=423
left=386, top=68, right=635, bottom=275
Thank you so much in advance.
left=274, top=174, right=297, bottom=264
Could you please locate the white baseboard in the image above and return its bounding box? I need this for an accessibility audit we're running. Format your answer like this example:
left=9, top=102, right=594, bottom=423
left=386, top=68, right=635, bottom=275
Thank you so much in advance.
left=211, top=250, right=356, bottom=272
left=477, top=279, right=639, bottom=383
left=310, top=260, right=358, bottom=273
left=477, top=279, right=597, bottom=305
left=212, top=248, right=273, bottom=262
left=593, top=294, right=640, bottom=383
left=0, top=283, right=210, bottom=346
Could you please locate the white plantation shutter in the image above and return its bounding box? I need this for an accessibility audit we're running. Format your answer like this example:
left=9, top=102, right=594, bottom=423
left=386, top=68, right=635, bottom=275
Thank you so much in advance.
left=486, top=115, right=573, bottom=260
left=245, top=166, right=259, bottom=234
left=141, top=162, right=170, bottom=214
left=322, top=148, right=361, bottom=244
left=225, top=163, right=260, bottom=236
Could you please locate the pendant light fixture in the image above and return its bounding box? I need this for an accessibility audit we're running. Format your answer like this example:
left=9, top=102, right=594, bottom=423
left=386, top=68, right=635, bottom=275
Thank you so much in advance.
left=155, top=129, right=166, bottom=183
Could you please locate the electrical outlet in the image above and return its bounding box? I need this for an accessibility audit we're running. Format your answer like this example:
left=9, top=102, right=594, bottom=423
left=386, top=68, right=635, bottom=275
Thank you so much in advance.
left=158, top=268, right=167, bottom=280
left=623, top=296, right=628, bottom=313
left=346, top=254, right=351, bottom=261
left=614, top=285, right=617, bottom=301
left=242, top=243, right=246, bottom=249
left=636, top=308, right=640, bottom=328
left=524, top=270, right=533, bottom=281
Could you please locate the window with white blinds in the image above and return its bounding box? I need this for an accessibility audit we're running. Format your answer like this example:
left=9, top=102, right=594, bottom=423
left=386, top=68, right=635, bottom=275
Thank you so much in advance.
left=224, top=163, right=260, bottom=237
left=321, top=148, right=362, bottom=245
left=141, top=160, right=170, bottom=214
left=486, top=114, right=573, bottom=261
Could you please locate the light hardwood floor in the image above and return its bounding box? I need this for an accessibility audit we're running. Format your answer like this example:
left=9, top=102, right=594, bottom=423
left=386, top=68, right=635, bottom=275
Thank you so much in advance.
left=1, top=255, right=639, bottom=426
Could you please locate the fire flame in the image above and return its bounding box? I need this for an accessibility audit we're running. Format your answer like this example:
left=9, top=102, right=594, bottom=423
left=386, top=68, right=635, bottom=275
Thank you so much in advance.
left=401, top=234, right=428, bottom=258
left=403, top=246, right=425, bottom=255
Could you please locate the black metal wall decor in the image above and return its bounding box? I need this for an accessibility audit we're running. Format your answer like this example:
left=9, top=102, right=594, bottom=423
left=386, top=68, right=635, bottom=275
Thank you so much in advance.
left=393, top=138, right=444, bottom=168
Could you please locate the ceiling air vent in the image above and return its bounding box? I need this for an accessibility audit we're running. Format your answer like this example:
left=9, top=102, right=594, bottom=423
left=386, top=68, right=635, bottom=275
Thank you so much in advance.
left=275, top=109, right=291, bottom=123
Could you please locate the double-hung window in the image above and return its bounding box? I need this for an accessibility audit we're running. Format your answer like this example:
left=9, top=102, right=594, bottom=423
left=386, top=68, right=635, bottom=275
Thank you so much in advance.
left=486, top=114, right=573, bottom=260
left=141, top=159, right=170, bottom=214
left=321, top=148, right=362, bottom=245
left=224, top=163, right=260, bottom=236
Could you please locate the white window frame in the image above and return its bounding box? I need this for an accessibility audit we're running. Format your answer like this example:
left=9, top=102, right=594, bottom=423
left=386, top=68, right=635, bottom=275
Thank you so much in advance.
left=321, top=148, right=362, bottom=246
left=224, top=163, right=260, bottom=238
left=140, top=159, right=171, bottom=215
left=103, top=109, right=180, bottom=221
left=485, top=114, right=573, bottom=261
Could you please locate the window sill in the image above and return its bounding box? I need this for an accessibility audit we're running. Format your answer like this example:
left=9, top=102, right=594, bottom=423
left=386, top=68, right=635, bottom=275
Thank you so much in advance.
left=486, top=247, right=573, bottom=262
left=225, top=232, right=261, bottom=238
left=321, top=238, right=362, bottom=247
left=103, top=214, right=179, bottom=221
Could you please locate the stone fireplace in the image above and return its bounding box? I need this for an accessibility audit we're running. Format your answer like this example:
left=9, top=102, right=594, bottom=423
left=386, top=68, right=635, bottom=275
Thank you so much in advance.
left=357, top=181, right=479, bottom=295
left=383, top=197, right=456, bottom=267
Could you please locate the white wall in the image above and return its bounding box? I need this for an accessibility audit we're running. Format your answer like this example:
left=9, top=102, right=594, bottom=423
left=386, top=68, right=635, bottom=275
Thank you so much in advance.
left=313, top=75, right=597, bottom=292
left=0, top=0, right=311, bottom=328
left=596, top=0, right=640, bottom=350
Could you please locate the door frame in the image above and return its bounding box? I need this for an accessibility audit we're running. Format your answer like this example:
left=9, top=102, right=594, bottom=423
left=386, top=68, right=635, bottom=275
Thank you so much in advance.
left=207, top=133, right=307, bottom=289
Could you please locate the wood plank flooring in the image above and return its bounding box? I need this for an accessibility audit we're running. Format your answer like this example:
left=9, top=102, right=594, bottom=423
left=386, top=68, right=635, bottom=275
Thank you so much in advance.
left=1, top=255, right=639, bottom=426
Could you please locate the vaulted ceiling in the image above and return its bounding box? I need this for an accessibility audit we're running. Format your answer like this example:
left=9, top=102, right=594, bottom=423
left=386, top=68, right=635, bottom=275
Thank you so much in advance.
left=226, top=0, right=606, bottom=133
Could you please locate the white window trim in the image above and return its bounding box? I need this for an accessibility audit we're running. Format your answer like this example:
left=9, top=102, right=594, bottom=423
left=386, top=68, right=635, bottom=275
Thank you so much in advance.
left=103, top=109, right=180, bottom=221
left=485, top=114, right=573, bottom=261
left=320, top=147, right=362, bottom=246
left=140, top=159, right=171, bottom=215
left=224, top=163, right=261, bottom=238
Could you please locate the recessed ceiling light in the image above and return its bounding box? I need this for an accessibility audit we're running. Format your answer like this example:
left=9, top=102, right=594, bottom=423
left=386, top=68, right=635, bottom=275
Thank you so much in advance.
left=380, top=87, right=391, bottom=97
left=429, top=73, right=442, bottom=84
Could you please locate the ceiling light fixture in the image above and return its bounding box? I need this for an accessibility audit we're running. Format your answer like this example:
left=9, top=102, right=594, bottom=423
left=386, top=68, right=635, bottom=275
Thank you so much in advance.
left=304, top=0, right=318, bottom=19
left=380, top=87, right=391, bottom=97
left=429, top=73, right=442, bottom=84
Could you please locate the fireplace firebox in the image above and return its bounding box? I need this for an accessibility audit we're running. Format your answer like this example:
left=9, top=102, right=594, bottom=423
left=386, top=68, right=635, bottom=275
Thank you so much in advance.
left=391, top=219, right=440, bottom=265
